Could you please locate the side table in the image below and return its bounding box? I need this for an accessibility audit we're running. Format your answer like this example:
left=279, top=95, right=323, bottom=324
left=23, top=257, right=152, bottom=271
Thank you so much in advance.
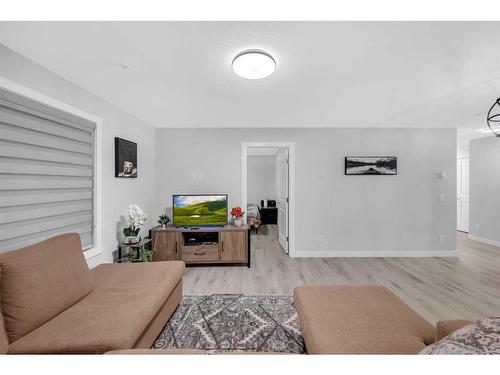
left=116, top=238, right=152, bottom=263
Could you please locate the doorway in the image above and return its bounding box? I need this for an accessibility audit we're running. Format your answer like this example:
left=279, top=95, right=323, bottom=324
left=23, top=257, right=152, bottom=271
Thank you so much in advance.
left=241, top=142, right=295, bottom=256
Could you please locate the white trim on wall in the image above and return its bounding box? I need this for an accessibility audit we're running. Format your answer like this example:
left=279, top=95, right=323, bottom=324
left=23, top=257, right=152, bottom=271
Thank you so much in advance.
left=293, top=250, right=458, bottom=257
left=241, top=141, right=296, bottom=256
left=0, top=75, right=103, bottom=262
left=468, top=235, right=500, bottom=248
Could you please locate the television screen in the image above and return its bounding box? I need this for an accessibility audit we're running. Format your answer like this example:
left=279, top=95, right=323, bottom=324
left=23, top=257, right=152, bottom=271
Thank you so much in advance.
left=173, top=194, right=228, bottom=227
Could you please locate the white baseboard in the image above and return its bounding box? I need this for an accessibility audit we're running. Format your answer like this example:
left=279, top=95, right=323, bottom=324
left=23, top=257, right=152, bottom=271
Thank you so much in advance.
left=291, top=250, right=458, bottom=258
left=467, top=235, right=500, bottom=247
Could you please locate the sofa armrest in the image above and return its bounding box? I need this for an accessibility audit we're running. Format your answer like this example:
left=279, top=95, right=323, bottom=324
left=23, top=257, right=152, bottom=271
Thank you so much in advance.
left=435, top=320, right=473, bottom=341
left=105, top=348, right=207, bottom=355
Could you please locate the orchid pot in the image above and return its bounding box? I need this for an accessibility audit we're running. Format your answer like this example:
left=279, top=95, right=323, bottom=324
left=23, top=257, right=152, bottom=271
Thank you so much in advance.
left=125, top=235, right=140, bottom=244
left=123, top=204, right=147, bottom=244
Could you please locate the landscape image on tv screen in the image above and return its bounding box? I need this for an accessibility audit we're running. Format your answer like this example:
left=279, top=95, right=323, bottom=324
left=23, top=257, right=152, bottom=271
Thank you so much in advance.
left=173, top=195, right=228, bottom=226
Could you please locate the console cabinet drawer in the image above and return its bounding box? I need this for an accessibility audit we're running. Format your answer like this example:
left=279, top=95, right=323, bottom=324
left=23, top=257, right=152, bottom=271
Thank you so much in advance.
left=181, top=245, right=219, bottom=262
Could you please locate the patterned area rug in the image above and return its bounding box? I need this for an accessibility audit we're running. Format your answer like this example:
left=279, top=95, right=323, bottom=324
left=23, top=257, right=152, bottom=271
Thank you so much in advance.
left=153, top=294, right=305, bottom=353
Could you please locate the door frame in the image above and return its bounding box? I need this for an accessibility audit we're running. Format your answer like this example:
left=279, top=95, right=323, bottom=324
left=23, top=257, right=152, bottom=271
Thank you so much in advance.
left=241, top=141, right=296, bottom=257
left=457, top=157, right=470, bottom=233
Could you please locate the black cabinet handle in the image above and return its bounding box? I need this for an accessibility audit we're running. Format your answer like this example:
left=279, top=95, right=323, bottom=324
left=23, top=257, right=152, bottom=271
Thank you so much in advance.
left=221, top=241, right=224, bottom=252
left=194, top=252, right=206, bottom=256
left=175, top=241, right=177, bottom=254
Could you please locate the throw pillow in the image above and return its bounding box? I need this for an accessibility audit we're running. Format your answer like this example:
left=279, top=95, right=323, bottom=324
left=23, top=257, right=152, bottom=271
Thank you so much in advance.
left=420, top=317, right=500, bottom=354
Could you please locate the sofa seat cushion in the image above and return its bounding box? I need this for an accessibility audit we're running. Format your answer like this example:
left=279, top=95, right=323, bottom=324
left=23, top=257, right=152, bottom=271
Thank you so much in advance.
left=7, top=261, right=185, bottom=354
left=0, top=233, right=94, bottom=343
left=294, top=285, right=435, bottom=354
left=0, top=309, right=6, bottom=354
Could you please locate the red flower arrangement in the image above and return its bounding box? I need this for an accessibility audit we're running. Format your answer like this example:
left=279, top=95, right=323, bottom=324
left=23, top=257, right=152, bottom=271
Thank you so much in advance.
left=230, top=206, right=244, bottom=217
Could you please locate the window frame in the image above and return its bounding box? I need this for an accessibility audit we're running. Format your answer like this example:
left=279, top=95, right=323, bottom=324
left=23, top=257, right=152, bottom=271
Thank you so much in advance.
left=0, top=75, right=102, bottom=261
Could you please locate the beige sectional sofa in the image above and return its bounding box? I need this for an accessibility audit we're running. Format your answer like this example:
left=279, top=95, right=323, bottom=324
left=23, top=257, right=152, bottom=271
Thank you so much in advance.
left=294, top=285, right=437, bottom=354
left=0, top=233, right=475, bottom=355
left=0, top=233, right=184, bottom=354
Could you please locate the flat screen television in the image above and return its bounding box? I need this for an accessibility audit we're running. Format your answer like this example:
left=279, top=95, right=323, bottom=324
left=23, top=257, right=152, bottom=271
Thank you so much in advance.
left=173, top=194, right=228, bottom=227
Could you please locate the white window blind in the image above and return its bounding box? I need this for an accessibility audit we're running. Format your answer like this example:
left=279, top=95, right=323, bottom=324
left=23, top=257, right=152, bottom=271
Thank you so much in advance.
left=0, top=88, right=96, bottom=253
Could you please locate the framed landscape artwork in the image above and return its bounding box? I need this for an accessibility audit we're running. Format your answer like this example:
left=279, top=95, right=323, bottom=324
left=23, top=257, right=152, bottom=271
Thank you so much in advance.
left=115, top=137, right=137, bottom=178
left=345, top=156, right=397, bottom=175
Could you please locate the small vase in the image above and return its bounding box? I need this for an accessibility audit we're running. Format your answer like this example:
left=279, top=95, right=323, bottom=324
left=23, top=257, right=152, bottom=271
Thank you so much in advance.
left=233, top=217, right=243, bottom=227
left=126, top=236, right=140, bottom=244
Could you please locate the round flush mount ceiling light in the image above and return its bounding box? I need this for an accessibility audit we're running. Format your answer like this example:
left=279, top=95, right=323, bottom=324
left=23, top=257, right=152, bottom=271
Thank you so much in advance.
left=232, top=50, right=276, bottom=79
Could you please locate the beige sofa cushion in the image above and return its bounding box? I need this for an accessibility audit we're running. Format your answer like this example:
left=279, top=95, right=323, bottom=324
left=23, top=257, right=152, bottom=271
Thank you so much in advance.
left=0, top=309, right=6, bottom=354
left=0, top=233, right=94, bottom=343
left=294, top=285, right=435, bottom=354
left=0, top=268, right=8, bottom=354
left=435, top=319, right=473, bottom=341
left=8, top=261, right=185, bottom=354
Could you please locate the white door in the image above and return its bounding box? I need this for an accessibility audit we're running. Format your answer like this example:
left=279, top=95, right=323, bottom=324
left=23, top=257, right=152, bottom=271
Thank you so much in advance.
left=276, top=148, right=289, bottom=253
left=457, top=158, right=470, bottom=232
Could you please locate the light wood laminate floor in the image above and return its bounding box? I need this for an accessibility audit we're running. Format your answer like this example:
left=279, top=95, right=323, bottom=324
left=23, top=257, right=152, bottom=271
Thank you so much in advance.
left=183, top=226, right=500, bottom=323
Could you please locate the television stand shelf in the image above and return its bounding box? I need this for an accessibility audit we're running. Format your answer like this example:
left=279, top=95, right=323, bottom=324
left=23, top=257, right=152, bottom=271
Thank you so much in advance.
left=150, top=224, right=250, bottom=267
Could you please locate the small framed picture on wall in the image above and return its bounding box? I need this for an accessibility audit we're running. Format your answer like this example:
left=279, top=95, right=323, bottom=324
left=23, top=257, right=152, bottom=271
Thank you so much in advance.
left=115, top=137, right=138, bottom=178
left=345, top=156, right=397, bottom=175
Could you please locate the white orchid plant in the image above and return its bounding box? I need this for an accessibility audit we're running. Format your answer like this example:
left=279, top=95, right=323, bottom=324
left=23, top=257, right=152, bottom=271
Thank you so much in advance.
left=123, top=204, right=148, bottom=237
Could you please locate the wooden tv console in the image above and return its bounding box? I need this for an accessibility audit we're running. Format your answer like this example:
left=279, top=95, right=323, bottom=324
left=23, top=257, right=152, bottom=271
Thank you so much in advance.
left=150, top=224, right=250, bottom=267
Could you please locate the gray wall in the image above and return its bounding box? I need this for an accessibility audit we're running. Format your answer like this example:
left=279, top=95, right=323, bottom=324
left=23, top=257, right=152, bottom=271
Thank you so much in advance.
left=247, top=156, right=277, bottom=205
left=0, top=44, right=158, bottom=267
left=469, top=136, right=500, bottom=244
left=156, top=128, right=457, bottom=256
left=0, top=43, right=458, bottom=259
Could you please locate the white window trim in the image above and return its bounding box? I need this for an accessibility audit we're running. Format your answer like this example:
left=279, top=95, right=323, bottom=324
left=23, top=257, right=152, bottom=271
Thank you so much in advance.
left=0, top=76, right=103, bottom=261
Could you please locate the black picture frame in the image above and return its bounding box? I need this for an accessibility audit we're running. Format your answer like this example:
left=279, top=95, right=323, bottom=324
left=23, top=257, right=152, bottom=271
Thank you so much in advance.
left=345, top=156, right=397, bottom=175
left=114, top=137, right=138, bottom=178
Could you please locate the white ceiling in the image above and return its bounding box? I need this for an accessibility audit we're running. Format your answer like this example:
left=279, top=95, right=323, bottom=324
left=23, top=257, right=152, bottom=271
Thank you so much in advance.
left=0, top=22, right=499, bottom=138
